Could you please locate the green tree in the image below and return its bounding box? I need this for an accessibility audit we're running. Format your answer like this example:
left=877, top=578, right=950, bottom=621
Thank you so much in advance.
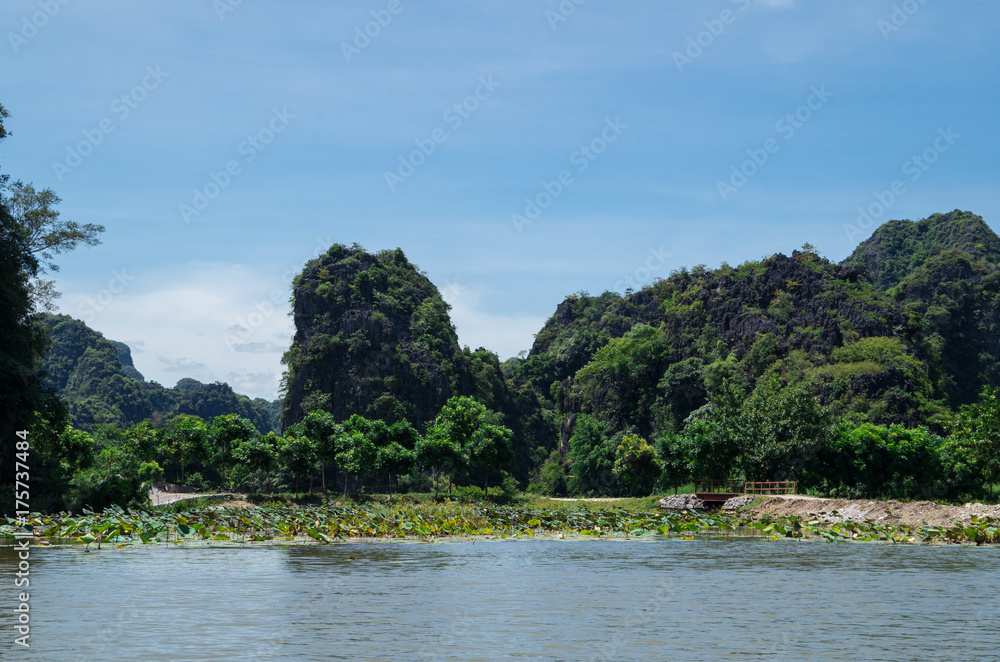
left=376, top=441, right=415, bottom=497
left=0, top=160, right=47, bottom=487
left=528, top=449, right=569, bottom=497
left=681, top=417, right=739, bottom=482
left=655, top=430, right=694, bottom=494
left=951, top=386, right=1000, bottom=483
left=208, top=414, right=256, bottom=487
left=333, top=427, right=377, bottom=496
left=234, top=433, right=281, bottom=491
left=291, top=410, right=342, bottom=488
left=822, top=423, right=948, bottom=499
left=0, top=101, right=102, bottom=491
left=29, top=421, right=95, bottom=503
left=0, top=179, right=104, bottom=311
left=567, top=414, right=619, bottom=496
left=734, top=376, right=828, bottom=481
left=574, top=323, right=669, bottom=435
left=53, top=426, right=96, bottom=475
left=281, top=434, right=319, bottom=492
left=466, top=423, right=513, bottom=495
left=376, top=420, right=419, bottom=495
left=66, top=444, right=155, bottom=512
left=423, top=396, right=511, bottom=495
left=159, top=415, right=208, bottom=484
left=612, top=434, right=661, bottom=496
left=122, top=421, right=160, bottom=463
left=415, top=434, right=464, bottom=498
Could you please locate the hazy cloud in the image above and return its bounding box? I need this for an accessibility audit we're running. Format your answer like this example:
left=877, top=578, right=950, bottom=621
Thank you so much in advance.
left=439, top=280, right=546, bottom=361
left=157, top=354, right=207, bottom=373
left=230, top=341, right=283, bottom=353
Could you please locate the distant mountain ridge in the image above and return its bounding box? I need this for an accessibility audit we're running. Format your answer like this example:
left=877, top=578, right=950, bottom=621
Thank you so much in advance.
left=40, top=314, right=280, bottom=433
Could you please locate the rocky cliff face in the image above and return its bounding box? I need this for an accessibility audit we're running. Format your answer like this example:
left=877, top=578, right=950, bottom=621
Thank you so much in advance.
left=843, top=210, right=1000, bottom=405
left=570, top=250, right=936, bottom=434
left=843, top=210, right=1000, bottom=290
left=280, top=244, right=553, bottom=479
left=280, top=244, right=462, bottom=429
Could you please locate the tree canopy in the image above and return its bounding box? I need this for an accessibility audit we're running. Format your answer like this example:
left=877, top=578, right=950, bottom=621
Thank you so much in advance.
left=0, top=180, right=104, bottom=311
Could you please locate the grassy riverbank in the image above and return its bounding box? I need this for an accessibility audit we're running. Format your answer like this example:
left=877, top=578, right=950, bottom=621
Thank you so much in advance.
left=2, top=494, right=999, bottom=547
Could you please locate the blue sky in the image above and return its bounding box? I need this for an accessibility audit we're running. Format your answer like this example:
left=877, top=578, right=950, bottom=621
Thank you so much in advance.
left=2, top=0, right=998, bottom=400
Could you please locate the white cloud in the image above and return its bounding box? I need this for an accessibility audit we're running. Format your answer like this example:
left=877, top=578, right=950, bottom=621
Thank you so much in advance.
left=57, top=262, right=294, bottom=400
left=230, top=341, right=284, bottom=353
left=223, top=370, right=284, bottom=402
left=157, top=355, right=207, bottom=374
left=439, top=280, right=546, bottom=361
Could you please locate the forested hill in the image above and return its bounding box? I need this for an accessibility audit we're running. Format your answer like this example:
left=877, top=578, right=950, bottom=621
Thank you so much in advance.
left=280, top=244, right=551, bottom=480
left=842, top=210, right=1000, bottom=405
left=509, top=210, right=999, bottom=442
left=843, top=210, right=1000, bottom=289
left=280, top=212, right=998, bottom=487
left=40, top=314, right=280, bottom=434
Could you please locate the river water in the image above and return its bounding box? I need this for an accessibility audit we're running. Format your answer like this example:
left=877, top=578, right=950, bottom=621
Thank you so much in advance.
left=2, top=537, right=999, bottom=661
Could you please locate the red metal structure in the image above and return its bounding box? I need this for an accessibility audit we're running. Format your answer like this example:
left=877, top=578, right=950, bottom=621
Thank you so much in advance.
left=693, top=479, right=745, bottom=506
left=743, top=481, right=796, bottom=495
left=693, top=479, right=796, bottom=506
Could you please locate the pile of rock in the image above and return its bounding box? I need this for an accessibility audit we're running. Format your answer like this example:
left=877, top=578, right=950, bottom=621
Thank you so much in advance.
left=721, top=495, right=755, bottom=511
left=658, top=494, right=705, bottom=511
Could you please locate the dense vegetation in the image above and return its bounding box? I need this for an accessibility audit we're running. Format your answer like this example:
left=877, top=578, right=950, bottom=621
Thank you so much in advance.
left=14, top=394, right=517, bottom=513
left=4, top=500, right=998, bottom=547
left=510, top=215, right=1000, bottom=503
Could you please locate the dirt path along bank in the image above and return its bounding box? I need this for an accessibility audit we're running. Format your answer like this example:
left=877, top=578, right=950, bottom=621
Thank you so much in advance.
left=750, top=496, right=1000, bottom=528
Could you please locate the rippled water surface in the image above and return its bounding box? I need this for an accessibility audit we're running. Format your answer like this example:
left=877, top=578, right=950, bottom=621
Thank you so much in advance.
left=2, top=538, right=999, bottom=661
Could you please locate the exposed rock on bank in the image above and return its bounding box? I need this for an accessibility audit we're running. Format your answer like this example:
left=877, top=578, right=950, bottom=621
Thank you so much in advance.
left=658, top=494, right=705, bottom=511
left=722, top=495, right=755, bottom=511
